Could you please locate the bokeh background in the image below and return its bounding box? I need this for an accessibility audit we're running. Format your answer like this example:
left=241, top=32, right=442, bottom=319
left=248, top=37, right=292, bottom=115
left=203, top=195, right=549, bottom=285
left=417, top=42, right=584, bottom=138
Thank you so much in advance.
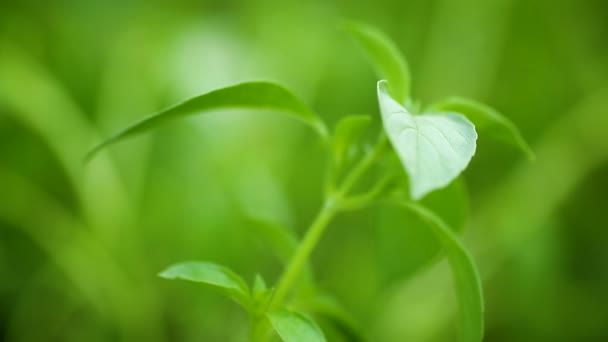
left=1, top=0, right=607, bottom=341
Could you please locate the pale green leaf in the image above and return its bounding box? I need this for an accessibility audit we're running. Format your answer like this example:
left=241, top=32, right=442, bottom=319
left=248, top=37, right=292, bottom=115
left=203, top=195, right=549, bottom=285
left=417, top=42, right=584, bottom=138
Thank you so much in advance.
left=377, top=80, right=477, bottom=200
left=159, top=261, right=250, bottom=308
left=343, top=22, right=411, bottom=103
left=402, top=202, right=484, bottom=342
left=86, top=81, right=328, bottom=161
left=430, top=96, right=534, bottom=160
left=332, top=115, right=371, bottom=167
left=267, top=309, right=327, bottom=342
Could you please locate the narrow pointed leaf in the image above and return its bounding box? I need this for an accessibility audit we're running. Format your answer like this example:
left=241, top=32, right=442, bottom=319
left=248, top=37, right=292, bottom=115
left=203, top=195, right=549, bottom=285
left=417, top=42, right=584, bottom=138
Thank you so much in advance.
left=430, top=96, right=534, bottom=160
left=159, top=261, right=250, bottom=308
left=253, top=274, right=268, bottom=295
left=343, top=22, right=411, bottom=103
left=267, top=309, right=327, bottom=342
left=378, top=80, right=477, bottom=199
left=332, top=115, right=371, bottom=167
left=401, top=202, right=484, bottom=342
left=86, top=81, right=328, bottom=161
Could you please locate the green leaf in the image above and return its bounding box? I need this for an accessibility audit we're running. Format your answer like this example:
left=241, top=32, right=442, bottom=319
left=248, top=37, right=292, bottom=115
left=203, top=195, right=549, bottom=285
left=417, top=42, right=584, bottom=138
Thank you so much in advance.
left=86, top=81, right=328, bottom=161
left=377, top=80, right=477, bottom=200
left=376, top=179, right=469, bottom=285
left=253, top=274, right=268, bottom=295
left=248, top=218, right=299, bottom=265
left=332, top=115, right=371, bottom=169
left=304, top=293, right=364, bottom=342
left=251, top=274, right=274, bottom=317
left=159, top=261, right=250, bottom=308
left=343, top=21, right=411, bottom=103
left=401, top=202, right=484, bottom=342
left=267, top=309, right=327, bottom=342
left=430, top=96, right=534, bottom=160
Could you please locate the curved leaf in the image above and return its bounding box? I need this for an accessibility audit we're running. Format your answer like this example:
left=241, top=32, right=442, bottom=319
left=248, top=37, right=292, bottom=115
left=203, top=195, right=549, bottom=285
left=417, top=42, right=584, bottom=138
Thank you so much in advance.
left=378, top=80, right=477, bottom=200
left=343, top=22, right=411, bottom=103
left=268, top=309, right=327, bottom=342
left=401, top=202, right=484, bottom=342
left=332, top=115, right=371, bottom=167
left=430, top=96, right=534, bottom=160
left=86, top=81, right=328, bottom=161
left=159, top=261, right=250, bottom=308
left=305, top=293, right=364, bottom=342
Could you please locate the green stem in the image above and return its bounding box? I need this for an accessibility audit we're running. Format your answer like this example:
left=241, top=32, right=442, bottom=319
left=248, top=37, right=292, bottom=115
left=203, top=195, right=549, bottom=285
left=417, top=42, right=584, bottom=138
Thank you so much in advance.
left=270, top=198, right=338, bottom=309
left=339, top=172, right=396, bottom=211
left=269, top=134, right=388, bottom=310
left=336, top=134, right=387, bottom=196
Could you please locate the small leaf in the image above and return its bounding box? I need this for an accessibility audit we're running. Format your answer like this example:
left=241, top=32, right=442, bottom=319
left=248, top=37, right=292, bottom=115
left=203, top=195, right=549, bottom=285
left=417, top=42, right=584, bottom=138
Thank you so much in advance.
left=86, top=81, right=328, bottom=161
left=377, top=80, right=477, bottom=200
left=332, top=115, right=371, bottom=168
left=430, top=96, right=534, bottom=160
left=267, top=309, right=327, bottom=342
left=401, top=202, right=484, bottom=342
left=343, top=21, right=411, bottom=103
left=159, top=261, right=250, bottom=308
left=252, top=274, right=274, bottom=317
left=253, top=274, right=268, bottom=295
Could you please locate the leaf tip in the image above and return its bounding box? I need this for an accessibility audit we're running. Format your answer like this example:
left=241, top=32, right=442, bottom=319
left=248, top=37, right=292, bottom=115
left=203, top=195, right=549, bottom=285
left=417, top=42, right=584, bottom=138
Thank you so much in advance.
left=158, top=268, right=175, bottom=280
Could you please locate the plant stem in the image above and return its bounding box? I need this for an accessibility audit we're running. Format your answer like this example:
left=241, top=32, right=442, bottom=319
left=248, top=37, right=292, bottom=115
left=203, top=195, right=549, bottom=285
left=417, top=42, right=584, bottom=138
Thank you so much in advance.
left=337, top=134, right=387, bottom=197
left=270, top=198, right=338, bottom=309
left=269, top=134, right=388, bottom=310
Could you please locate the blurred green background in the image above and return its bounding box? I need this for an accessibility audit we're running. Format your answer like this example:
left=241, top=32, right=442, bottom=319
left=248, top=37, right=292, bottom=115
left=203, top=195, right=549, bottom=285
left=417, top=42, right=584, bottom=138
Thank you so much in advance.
left=1, top=0, right=607, bottom=341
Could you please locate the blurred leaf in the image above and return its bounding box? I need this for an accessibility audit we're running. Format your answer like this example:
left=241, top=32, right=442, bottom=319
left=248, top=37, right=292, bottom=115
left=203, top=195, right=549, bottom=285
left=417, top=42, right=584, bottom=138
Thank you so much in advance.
left=421, top=177, right=469, bottom=232
left=267, top=309, right=327, bottom=342
left=159, top=261, right=250, bottom=308
left=343, top=21, right=411, bottom=103
left=377, top=179, right=469, bottom=285
left=332, top=115, right=371, bottom=169
left=248, top=218, right=298, bottom=265
left=430, top=96, right=534, bottom=160
left=86, top=81, right=328, bottom=160
left=305, top=292, right=364, bottom=342
left=378, top=81, right=477, bottom=200
left=248, top=218, right=316, bottom=293
left=401, top=202, right=483, bottom=342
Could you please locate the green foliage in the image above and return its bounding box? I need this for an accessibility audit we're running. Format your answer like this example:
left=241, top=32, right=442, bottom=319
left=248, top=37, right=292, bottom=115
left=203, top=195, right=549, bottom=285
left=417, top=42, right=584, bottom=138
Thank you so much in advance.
left=377, top=81, right=477, bottom=199
left=267, top=309, right=327, bottom=342
left=430, top=96, right=535, bottom=160
left=86, top=81, right=328, bottom=161
left=299, top=292, right=364, bottom=341
left=159, top=261, right=250, bottom=308
left=82, top=21, right=533, bottom=342
left=3, top=1, right=607, bottom=342
left=248, top=218, right=299, bottom=265
left=401, top=202, right=484, bottom=342
left=343, top=22, right=411, bottom=104
left=332, top=115, right=371, bottom=171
